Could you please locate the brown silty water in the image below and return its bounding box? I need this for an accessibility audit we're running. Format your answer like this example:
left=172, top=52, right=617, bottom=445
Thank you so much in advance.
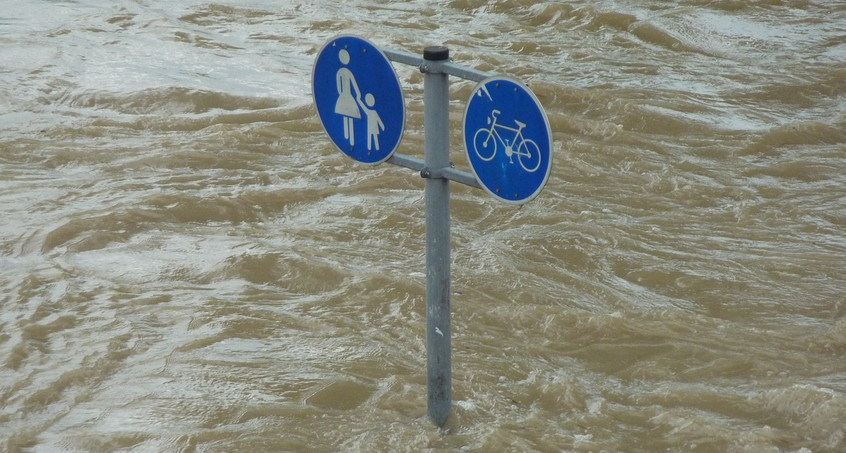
left=1, top=1, right=845, bottom=451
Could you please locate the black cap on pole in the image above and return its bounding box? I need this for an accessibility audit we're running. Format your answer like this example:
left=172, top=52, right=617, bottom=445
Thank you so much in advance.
left=423, top=46, right=449, bottom=61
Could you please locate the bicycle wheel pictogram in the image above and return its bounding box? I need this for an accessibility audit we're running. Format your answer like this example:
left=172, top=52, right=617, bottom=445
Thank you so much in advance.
left=517, top=139, right=541, bottom=173
left=473, top=128, right=497, bottom=161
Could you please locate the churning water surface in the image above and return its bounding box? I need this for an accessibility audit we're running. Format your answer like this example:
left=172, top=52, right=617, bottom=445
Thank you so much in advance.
left=1, top=0, right=845, bottom=452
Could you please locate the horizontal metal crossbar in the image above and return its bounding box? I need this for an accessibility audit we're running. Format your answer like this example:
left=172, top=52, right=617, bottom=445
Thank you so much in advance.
left=380, top=48, right=492, bottom=82
left=388, top=153, right=482, bottom=189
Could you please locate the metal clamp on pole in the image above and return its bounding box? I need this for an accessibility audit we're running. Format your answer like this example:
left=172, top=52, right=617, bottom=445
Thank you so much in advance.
left=423, top=45, right=452, bottom=429
left=419, top=48, right=448, bottom=75
left=420, top=165, right=445, bottom=179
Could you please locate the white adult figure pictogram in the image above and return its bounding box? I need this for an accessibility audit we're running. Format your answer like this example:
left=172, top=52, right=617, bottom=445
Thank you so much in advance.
left=334, top=49, right=362, bottom=147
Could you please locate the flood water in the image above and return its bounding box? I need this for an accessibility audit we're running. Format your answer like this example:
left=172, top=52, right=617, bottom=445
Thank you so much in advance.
left=2, top=0, right=845, bottom=451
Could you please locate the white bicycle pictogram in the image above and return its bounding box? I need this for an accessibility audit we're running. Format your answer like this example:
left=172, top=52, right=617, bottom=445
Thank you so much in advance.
left=473, top=109, right=542, bottom=173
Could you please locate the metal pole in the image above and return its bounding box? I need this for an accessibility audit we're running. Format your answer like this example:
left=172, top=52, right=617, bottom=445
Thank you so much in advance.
left=422, top=45, right=451, bottom=428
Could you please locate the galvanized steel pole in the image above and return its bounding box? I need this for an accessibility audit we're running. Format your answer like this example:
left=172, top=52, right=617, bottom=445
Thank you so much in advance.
left=422, top=45, right=451, bottom=428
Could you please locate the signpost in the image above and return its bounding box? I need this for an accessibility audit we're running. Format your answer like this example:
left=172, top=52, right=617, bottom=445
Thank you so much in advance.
left=312, top=36, right=553, bottom=427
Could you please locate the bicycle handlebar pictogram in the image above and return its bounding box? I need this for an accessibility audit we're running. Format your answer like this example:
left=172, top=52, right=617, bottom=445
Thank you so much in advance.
left=472, top=110, right=541, bottom=173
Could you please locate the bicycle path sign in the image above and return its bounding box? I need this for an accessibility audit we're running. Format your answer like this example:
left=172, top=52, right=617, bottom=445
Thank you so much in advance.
left=463, top=76, right=552, bottom=204
left=313, top=35, right=405, bottom=165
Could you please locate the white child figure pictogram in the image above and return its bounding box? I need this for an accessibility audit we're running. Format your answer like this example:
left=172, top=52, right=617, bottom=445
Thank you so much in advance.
left=358, top=93, right=385, bottom=151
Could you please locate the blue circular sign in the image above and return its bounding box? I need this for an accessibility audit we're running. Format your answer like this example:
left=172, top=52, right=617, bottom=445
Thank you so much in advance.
left=312, top=36, right=405, bottom=165
left=463, top=76, right=552, bottom=204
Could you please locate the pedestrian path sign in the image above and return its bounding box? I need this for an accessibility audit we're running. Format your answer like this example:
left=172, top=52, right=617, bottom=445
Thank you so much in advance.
left=313, top=36, right=405, bottom=165
left=463, top=76, right=552, bottom=204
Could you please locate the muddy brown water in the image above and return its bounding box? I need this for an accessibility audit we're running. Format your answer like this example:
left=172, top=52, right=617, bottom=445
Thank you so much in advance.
left=2, top=1, right=845, bottom=451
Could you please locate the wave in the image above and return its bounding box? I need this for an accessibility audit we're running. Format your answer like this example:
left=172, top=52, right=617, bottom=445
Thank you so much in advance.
left=740, top=121, right=846, bottom=155
left=49, top=87, right=282, bottom=116
left=37, top=185, right=323, bottom=254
